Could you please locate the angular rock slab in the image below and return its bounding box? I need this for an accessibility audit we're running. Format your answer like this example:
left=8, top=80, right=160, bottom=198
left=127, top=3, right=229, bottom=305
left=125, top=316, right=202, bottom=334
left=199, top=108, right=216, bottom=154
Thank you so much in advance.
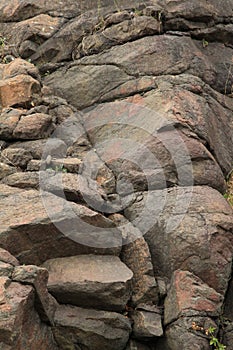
left=53, top=304, right=131, bottom=350
left=0, top=247, right=19, bottom=266
left=0, top=187, right=122, bottom=265
left=13, top=113, right=54, bottom=140
left=0, top=162, right=16, bottom=180
left=132, top=304, right=163, bottom=339
left=0, top=74, right=40, bottom=108
left=43, top=255, right=133, bottom=311
left=12, top=264, right=58, bottom=325
left=164, top=270, right=223, bottom=325
left=111, top=213, right=159, bottom=306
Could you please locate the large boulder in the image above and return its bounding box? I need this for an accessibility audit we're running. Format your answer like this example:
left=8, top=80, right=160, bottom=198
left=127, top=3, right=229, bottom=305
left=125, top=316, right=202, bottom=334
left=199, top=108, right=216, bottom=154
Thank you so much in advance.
left=124, top=186, right=233, bottom=295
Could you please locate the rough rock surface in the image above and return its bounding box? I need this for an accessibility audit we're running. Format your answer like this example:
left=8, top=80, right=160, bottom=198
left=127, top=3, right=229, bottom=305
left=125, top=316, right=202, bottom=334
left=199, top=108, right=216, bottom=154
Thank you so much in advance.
left=53, top=304, right=132, bottom=350
left=0, top=0, right=233, bottom=349
left=43, top=255, right=133, bottom=311
left=132, top=304, right=163, bottom=339
left=0, top=186, right=122, bottom=264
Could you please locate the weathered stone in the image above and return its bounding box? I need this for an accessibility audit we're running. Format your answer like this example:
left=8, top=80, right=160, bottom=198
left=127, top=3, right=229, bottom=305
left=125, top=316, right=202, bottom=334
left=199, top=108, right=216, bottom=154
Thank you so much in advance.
left=3, top=58, right=40, bottom=81
left=124, top=186, right=233, bottom=295
left=0, top=1, right=232, bottom=349
left=1, top=147, right=32, bottom=168
left=164, top=270, right=223, bottom=325
left=44, top=63, right=132, bottom=110
left=13, top=14, right=65, bottom=58
left=13, top=113, right=54, bottom=139
left=0, top=247, right=19, bottom=266
left=43, top=255, right=133, bottom=311
left=0, top=162, right=17, bottom=180
left=0, top=74, right=41, bottom=108
left=0, top=262, right=14, bottom=277
left=53, top=304, right=131, bottom=350
left=0, top=108, right=22, bottom=140
left=77, top=16, right=161, bottom=57
left=0, top=188, right=122, bottom=264
left=111, top=214, right=159, bottom=306
left=0, top=0, right=81, bottom=22
left=12, top=265, right=57, bottom=325
left=1, top=171, right=39, bottom=188
left=164, top=0, right=233, bottom=28
left=27, top=159, right=42, bottom=171
left=40, top=171, right=118, bottom=212
left=80, top=99, right=227, bottom=195
left=132, top=304, right=163, bottom=339
left=8, top=138, right=67, bottom=159
left=141, top=74, right=233, bottom=175
left=49, top=35, right=233, bottom=107
left=0, top=279, right=58, bottom=349
left=0, top=184, right=24, bottom=198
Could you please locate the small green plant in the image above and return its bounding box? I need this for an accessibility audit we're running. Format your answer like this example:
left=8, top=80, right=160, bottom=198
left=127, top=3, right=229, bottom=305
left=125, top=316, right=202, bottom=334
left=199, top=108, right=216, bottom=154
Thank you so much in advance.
left=0, top=36, right=6, bottom=47
left=46, top=164, right=68, bottom=173
left=224, top=192, right=233, bottom=206
left=206, top=327, right=226, bottom=350
left=191, top=323, right=226, bottom=350
left=134, top=8, right=143, bottom=16
left=202, top=38, right=209, bottom=48
left=55, top=165, right=68, bottom=173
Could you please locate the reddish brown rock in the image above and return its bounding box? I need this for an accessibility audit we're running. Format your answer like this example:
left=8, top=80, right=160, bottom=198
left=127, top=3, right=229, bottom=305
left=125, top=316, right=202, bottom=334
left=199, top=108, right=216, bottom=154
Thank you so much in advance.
left=12, top=265, right=57, bottom=325
left=0, top=279, right=58, bottom=349
left=0, top=188, right=122, bottom=264
left=0, top=74, right=41, bottom=108
left=164, top=270, right=223, bottom=325
left=3, top=58, right=40, bottom=81
left=0, top=184, right=24, bottom=197
left=13, top=113, right=53, bottom=139
left=0, top=247, right=19, bottom=266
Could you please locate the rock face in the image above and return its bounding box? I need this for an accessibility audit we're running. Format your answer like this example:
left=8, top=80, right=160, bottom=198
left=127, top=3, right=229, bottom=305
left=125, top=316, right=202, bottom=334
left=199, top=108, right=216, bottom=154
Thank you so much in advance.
left=0, top=0, right=233, bottom=349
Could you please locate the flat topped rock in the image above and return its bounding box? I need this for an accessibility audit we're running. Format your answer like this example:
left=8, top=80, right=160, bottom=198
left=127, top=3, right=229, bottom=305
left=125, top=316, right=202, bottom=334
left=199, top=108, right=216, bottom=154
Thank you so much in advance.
left=54, top=304, right=131, bottom=350
left=43, top=255, right=133, bottom=311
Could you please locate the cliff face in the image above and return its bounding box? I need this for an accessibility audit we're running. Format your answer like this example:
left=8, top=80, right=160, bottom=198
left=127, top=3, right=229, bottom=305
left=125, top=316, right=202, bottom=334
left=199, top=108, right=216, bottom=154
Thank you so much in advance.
left=0, top=1, right=233, bottom=349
